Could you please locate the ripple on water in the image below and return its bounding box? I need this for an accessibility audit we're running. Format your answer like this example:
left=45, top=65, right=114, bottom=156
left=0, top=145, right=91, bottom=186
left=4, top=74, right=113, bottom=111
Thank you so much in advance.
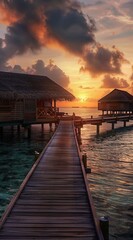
left=0, top=108, right=133, bottom=240
left=82, top=123, right=133, bottom=240
left=0, top=126, right=53, bottom=217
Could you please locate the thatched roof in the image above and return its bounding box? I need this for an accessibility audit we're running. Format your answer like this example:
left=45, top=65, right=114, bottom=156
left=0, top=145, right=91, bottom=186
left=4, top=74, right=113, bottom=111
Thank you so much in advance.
left=0, top=71, right=75, bottom=100
left=99, top=89, right=133, bottom=103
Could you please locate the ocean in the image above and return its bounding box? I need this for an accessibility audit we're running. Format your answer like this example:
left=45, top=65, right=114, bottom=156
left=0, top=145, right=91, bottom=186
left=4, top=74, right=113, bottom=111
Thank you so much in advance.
left=0, top=107, right=133, bottom=240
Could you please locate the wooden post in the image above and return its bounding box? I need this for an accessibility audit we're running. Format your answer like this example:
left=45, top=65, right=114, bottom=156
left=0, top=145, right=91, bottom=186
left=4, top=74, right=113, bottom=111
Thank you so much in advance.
left=17, top=125, right=20, bottom=135
left=24, top=126, right=31, bottom=138
left=55, top=122, right=58, bottom=129
left=24, top=127, right=28, bottom=138
left=73, top=112, right=75, bottom=120
left=123, top=121, right=126, bottom=127
left=82, top=153, right=91, bottom=173
left=49, top=122, right=52, bottom=131
left=82, top=153, right=87, bottom=170
left=35, top=151, right=40, bottom=160
left=112, top=122, right=114, bottom=130
left=96, top=124, right=100, bottom=135
left=78, top=127, right=81, bottom=137
left=80, top=119, right=83, bottom=128
left=54, top=99, right=56, bottom=116
left=99, top=216, right=109, bottom=240
left=28, top=126, right=31, bottom=138
left=41, top=123, right=44, bottom=132
left=0, top=126, right=3, bottom=136
left=77, top=129, right=82, bottom=145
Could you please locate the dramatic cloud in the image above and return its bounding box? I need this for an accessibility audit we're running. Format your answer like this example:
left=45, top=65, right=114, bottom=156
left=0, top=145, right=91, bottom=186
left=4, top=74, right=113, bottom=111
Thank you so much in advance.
left=101, top=74, right=129, bottom=89
left=28, top=59, right=70, bottom=88
left=99, top=16, right=123, bottom=30
left=0, top=0, right=96, bottom=68
left=0, top=0, right=129, bottom=78
left=130, top=66, right=133, bottom=81
left=0, top=1, right=45, bottom=66
left=80, top=44, right=128, bottom=76
left=45, top=5, right=96, bottom=55
left=7, top=59, right=70, bottom=88
left=121, top=1, right=133, bottom=19
left=83, top=1, right=133, bottom=43
left=12, top=64, right=25, bottom=73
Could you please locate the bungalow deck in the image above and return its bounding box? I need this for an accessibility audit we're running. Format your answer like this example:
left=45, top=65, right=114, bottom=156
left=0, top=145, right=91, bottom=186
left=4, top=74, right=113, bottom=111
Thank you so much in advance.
left=0, top=120, right=103, bottom=240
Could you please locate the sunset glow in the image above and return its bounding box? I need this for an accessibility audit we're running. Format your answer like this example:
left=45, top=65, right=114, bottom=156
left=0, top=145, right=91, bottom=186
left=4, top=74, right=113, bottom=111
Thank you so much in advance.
left=79, top=96, right=88, bottom=103
left=0, top=0, right=133, bottom=107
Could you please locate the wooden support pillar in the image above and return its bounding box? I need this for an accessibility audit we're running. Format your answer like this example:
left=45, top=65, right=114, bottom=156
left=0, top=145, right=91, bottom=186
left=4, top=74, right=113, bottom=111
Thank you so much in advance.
left=73, top=112, right=75, bottom=120
left=24, top=127, right=28, bottom=138
left=17, top=125, right=20, bottom=134
left=96, top=124, right=100, bottom=135
left=100, top=216, right=109, bottom=240
left=55, top=122, right=58, bottom=129
left=34, top=151, right=40, bottom=160
left=123, top=121, right=126, bottom=127
left=49, top=122, right=53, bottom=131
left=41, top=123, right=44, bottom=132
left=82, top=153, right=91, bottom=173
left=75, top=126, right=82, bottom=145
left=82, top=153, right=87, bottom=170
left=112, top=122, right=115, bottom=130
left=77, top=127, right=81, bottom=137
left=54, top=99, right=56, bottom=116
left=24, top=126, right=31, bottom=139
left=0, top=126, right=3, bottom=136
left=28, top=126, right=31, bottom=138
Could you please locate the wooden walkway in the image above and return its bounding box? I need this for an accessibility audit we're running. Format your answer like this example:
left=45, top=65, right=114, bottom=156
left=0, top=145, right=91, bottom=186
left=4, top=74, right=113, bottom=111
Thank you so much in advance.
left=0, top=121, right=103, bottom=240
left=74, top=114, right=133, bottom=135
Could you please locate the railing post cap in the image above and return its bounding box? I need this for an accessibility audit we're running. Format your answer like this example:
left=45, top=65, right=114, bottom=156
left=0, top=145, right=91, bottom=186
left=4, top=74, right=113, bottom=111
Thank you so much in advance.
left=100, top=216, right=109, bottom=222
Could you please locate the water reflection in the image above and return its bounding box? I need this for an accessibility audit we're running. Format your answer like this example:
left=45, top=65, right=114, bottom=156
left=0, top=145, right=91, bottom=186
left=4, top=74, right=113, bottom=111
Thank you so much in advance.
left=81, top=120, right=133, bottom=240
left=0, top=108, right=133, bottom=239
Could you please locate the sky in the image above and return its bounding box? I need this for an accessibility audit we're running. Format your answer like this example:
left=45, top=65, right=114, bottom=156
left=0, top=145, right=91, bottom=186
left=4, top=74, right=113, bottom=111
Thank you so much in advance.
left=0, top=0, right=133, bottom=107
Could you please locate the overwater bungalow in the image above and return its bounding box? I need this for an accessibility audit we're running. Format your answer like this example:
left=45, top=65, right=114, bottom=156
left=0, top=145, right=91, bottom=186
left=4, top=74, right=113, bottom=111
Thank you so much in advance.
left=0, top=71, right=75, bottom=125
left=98, top=89, right=133, bottom=115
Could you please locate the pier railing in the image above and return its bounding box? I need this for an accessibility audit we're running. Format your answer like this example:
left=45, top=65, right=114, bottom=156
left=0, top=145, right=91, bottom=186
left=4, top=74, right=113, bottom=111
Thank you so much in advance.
left=74, top=114, right=133, bottom=135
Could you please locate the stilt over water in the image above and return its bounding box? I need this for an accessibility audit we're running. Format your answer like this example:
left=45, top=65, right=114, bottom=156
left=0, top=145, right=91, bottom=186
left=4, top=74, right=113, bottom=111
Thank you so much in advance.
left=75, top=114, right=133, bottom=135
left=0, top=120, right=103, bottom=240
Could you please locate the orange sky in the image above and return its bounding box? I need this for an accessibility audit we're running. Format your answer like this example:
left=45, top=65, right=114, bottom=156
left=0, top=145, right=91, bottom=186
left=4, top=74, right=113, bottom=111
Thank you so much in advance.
left=0, top=0, right=133, bottom=108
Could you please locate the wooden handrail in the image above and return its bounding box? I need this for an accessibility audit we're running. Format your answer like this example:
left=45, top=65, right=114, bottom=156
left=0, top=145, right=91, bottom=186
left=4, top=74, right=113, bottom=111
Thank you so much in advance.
left=73, top=121, right=104, bottom=240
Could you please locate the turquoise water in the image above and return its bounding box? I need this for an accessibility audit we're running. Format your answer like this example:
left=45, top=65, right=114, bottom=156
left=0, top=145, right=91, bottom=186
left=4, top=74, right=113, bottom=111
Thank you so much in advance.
left=0, top=108, right=133, bottom=240
left=64, top=108, right=133, bottom=240
left=83, top=128, right=133, bottom=240
left=0, top=124, right=54, bottom=217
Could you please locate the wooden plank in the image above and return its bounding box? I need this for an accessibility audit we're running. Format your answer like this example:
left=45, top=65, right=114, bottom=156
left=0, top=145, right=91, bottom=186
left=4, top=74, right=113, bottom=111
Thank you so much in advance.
left=0, top=237, right=96, bottom=240
left=0, top=230, right=96, bottom=237
left=0, top=121, right=102, bottom=240
left=6, top=215, right=92, bottom=224
left=4, top=223, right=94, bottom=228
